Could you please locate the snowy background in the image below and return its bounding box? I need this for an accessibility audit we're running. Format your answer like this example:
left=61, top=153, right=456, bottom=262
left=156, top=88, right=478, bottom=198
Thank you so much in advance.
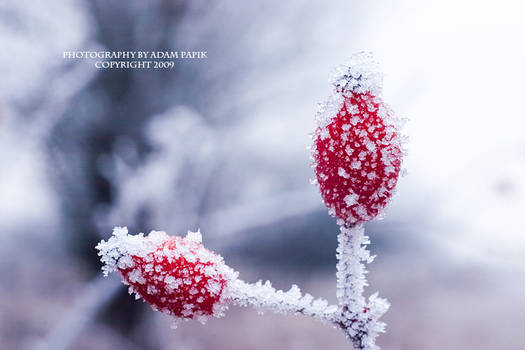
left=1, top=0, right=525, bottom=349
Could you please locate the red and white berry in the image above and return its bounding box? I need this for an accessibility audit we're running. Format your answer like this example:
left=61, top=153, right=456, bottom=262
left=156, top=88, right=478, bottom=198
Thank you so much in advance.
left=96, top=227, right=237, bottom=324
left=311, top=52, right=404, bottom=224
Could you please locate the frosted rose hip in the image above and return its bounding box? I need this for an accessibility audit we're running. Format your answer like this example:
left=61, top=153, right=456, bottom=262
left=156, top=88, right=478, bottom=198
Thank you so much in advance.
left=96, top=227, right=236, bottom=322
left=312, top=53, right=404, bottom=224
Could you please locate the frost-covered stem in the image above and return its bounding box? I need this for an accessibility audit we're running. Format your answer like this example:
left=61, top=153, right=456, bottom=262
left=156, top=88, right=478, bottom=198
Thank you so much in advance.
left=225, top=234, right=389, bottom=350
left=335, top=224, right=390, bottom=350
left=336, top=224, right=368, bottom=312
left=227, top=279, right=338, bottom=323
left=222, top=225, right=389, bottom=350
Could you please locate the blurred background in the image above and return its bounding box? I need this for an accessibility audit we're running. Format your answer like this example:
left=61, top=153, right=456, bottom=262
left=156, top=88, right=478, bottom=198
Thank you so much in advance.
left=1, top=0, right=525, bottom=349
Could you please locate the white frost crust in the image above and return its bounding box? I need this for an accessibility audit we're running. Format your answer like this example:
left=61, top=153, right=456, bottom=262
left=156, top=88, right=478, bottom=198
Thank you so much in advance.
left=315, top=92, right=345, bottom=132
left=96, top=227, right=212, bottom=277
left=330, top=51, right=383, bottom=96
left=96, top=227, right=149, bottom=277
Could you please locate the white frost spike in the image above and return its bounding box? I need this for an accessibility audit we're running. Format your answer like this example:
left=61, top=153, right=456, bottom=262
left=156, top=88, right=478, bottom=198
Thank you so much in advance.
left=186, top=229, right=202, bottom=243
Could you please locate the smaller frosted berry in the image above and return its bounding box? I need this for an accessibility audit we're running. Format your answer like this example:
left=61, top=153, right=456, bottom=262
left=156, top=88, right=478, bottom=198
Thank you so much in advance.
left=311, top=52, right=404, bottom=224
left=96, top=227, right=237, bottom=323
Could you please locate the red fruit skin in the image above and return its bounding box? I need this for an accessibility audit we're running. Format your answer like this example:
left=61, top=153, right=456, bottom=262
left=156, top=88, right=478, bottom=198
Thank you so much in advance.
left=119, top=236, right=227, bottom=319
left=313, top=91, right=402, bottom=224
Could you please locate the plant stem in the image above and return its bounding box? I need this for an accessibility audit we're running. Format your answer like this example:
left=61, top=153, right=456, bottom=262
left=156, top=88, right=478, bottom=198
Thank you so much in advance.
left=335, top=223, right=389, bottom=350
left=226, top=224, right=388, bottom=349
left=228, top=279, right=338, bottom=323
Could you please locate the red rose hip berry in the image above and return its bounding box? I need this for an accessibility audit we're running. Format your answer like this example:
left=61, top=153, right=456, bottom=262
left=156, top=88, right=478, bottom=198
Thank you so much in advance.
left=312, top=52, right=404, bottom=224
left=96, top=227, right=236, bottom=323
